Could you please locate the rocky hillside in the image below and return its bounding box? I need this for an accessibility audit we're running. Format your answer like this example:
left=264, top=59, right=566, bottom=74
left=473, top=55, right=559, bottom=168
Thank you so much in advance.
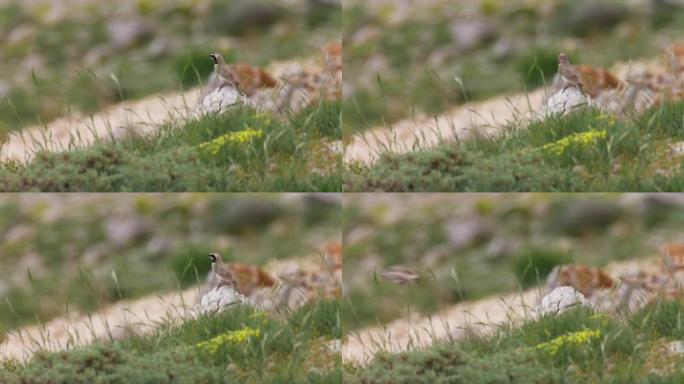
left=0, top=0, right=340, bottom=132
left=343, top=0, right=684, bottom=138
left=0, top=193, right=341, bottom=337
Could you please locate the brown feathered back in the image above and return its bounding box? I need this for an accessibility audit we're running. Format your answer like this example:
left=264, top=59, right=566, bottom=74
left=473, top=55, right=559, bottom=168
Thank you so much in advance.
left=232, top=63, right=278, bottom=96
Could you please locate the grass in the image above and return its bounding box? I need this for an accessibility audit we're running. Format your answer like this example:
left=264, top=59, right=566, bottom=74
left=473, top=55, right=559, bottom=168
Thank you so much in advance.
left=0, top=101, right=342, bottom=192
left=342, top=194, right=684, bottom=331
left=346, top=300, right=684, bottom=383
left=0, top=194, right=341, bottom=334
left=0, top=0, right=341, bottom=132
left=342, top=0, right=684, bottom=136
left=345, top=101, right=684, bottom=192
left=0, top=300, right=341, bottom=383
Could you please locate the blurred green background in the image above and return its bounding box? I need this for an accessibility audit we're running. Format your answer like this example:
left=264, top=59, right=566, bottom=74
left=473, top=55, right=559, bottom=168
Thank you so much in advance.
left=343, top=193, right=684, bottom=331
left=0, top=193, right=341, bottom=336
left=0, top=0, right=341, bottom=133
left=342, top=0, right=684, bottom=139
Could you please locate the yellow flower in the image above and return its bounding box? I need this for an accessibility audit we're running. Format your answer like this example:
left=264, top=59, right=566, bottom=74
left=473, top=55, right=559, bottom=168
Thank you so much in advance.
left=253, top=113, right=272, bottom=126
left=542, top=129, right=607, bottom=156
left=196, top=327, right=261, bottom=354
left=596, top=114, right=616, bottom=127
left=535, top=329, right=601, bottom=356
left=198, top=128, right=264, bottom=155
left=588, top=313, right=610, bottom=325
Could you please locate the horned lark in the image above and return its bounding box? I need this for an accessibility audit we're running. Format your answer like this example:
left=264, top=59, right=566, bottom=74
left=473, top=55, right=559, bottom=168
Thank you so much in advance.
left=558, top=52, right=585, bottom=93
left=208, top=252, right=240, bottom=291
left=231, top=63, right=278, bottom=97
left=208, top=252, right=276, bottom=294
left=209, top=53, right=241, bottom=91
left=380, top=265, right=421, bottom=285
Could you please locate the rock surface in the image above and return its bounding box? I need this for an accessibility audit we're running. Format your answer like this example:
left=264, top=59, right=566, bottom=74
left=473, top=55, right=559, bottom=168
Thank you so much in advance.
left=539, top=87, right=594, bottom=117
left=195, top=86, right=245, bottom=117
left=533, top=286, right=591, bottom=317
left=198, top=285, right=251, bottom=314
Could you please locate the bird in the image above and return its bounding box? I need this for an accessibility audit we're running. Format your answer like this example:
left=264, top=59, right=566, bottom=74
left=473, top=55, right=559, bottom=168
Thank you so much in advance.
left=208, top=252, right=240, bottom=292
left=208, top=53, right=242, bottom=93
left=231, top=63, right=278, bottom=97
left=207, top=252, right=276, bottom=295
left=208, top=53, right=278, bottom=97
left=379, top=265, right=421, bottom=285
left=558, top=52, right=586, bottom=93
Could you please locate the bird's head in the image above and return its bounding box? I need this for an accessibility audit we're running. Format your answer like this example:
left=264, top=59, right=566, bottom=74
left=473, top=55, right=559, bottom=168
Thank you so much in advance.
left=209, top=53, right=224, bottom=65
left=208, top=252, right=222, bottom=264
left=558, top=52, right=568, bottom=63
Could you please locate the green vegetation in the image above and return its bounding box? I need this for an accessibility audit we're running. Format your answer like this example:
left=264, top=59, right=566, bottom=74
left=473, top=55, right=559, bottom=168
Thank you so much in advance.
left=346, top=102, right=684, bottom=192
left=0, top=300, right=341, bottom=383
left=0, top=0, right=341, bottom=132
left=0, top=101, right=342, bottom=192
left=343, top=0, right=684, bottom=136
left=342, top=194, right=684, bottom=331
left=347, top=301, right=684, bottom=383
left=0, top=194, right=341, bottom=332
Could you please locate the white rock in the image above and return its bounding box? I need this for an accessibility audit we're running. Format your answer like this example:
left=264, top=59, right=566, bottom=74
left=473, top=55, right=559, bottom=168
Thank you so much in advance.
left=198, top=285, right=251, bottom=314
left=450, top=18, right=498, bottom=51
left=195, top=85, right=245, bottom=118
left=671, top=142, right=684, bottom=156
left=539, top=87, right=594, bottom=118
left=665, top=340, right=684, bottom=355
left=107, top=19, right=153, bottom=50
left=534, top=286, right=591, bottom=317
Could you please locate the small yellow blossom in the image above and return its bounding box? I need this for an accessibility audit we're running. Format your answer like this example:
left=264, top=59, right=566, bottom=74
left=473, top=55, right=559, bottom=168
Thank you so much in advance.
left=542, top=129, right=607, bottom=156
left=596, top=114, right=616, bottom=126
left=253, top=113, right=272, bottom=126
left=535, top=329, right=601, bottom=356
left=196, top=327, right=261, bottom=354
left=198, top=128, right=264, bottom=155
left=589, top=313, right=610, bottom=325
left=249, top=312, right=268, bottom=320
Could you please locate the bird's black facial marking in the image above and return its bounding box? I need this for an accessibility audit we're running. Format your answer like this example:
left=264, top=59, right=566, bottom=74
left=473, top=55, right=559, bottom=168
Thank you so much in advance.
left=209, top=54, right=218, bottom=64
left=209, top=253, right=217, bottom=263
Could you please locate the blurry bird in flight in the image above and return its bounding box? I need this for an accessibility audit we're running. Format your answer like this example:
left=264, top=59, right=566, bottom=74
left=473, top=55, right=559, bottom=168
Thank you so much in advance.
left=379, top=265, right=422, bottom=285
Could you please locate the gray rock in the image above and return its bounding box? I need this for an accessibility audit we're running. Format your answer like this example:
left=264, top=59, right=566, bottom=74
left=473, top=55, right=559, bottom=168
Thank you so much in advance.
left=105, top=217, right=151, bottom=247
left=534, top=286, right=591, bottom=317
left=450, top=18, right=498, bottom=51
left=209, top=199, right=282, bottom=233
left=671, top=141, right=684, bottom=156
left=6, top=24, right=35, bottom=46
left=210, top=1, right=285, bottom=35
left=147, top=37, right=171, bottom=59
left=651, top=0, right=684, bottom=10
left=559, top=2, right=630, bottom=36
left=549, top=199, right=622, bottom=236
left=107, top=18, right=154, bottom=50
left=4, top=224, right=34, bottom=243
left=0, top=82, right=9, bottom=99
left=309, top=0, right=341, bottom=7
left=195, top=84, right=244, bottom=117
left=83, top=46, right=112, bottom=66
left=665, top=340, right=684, bottom=355
left=444, top=220, right=492, bottom=250
left=539, top=87, right=594, bottom=118
left=198, top=285, right=251, bottom=314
